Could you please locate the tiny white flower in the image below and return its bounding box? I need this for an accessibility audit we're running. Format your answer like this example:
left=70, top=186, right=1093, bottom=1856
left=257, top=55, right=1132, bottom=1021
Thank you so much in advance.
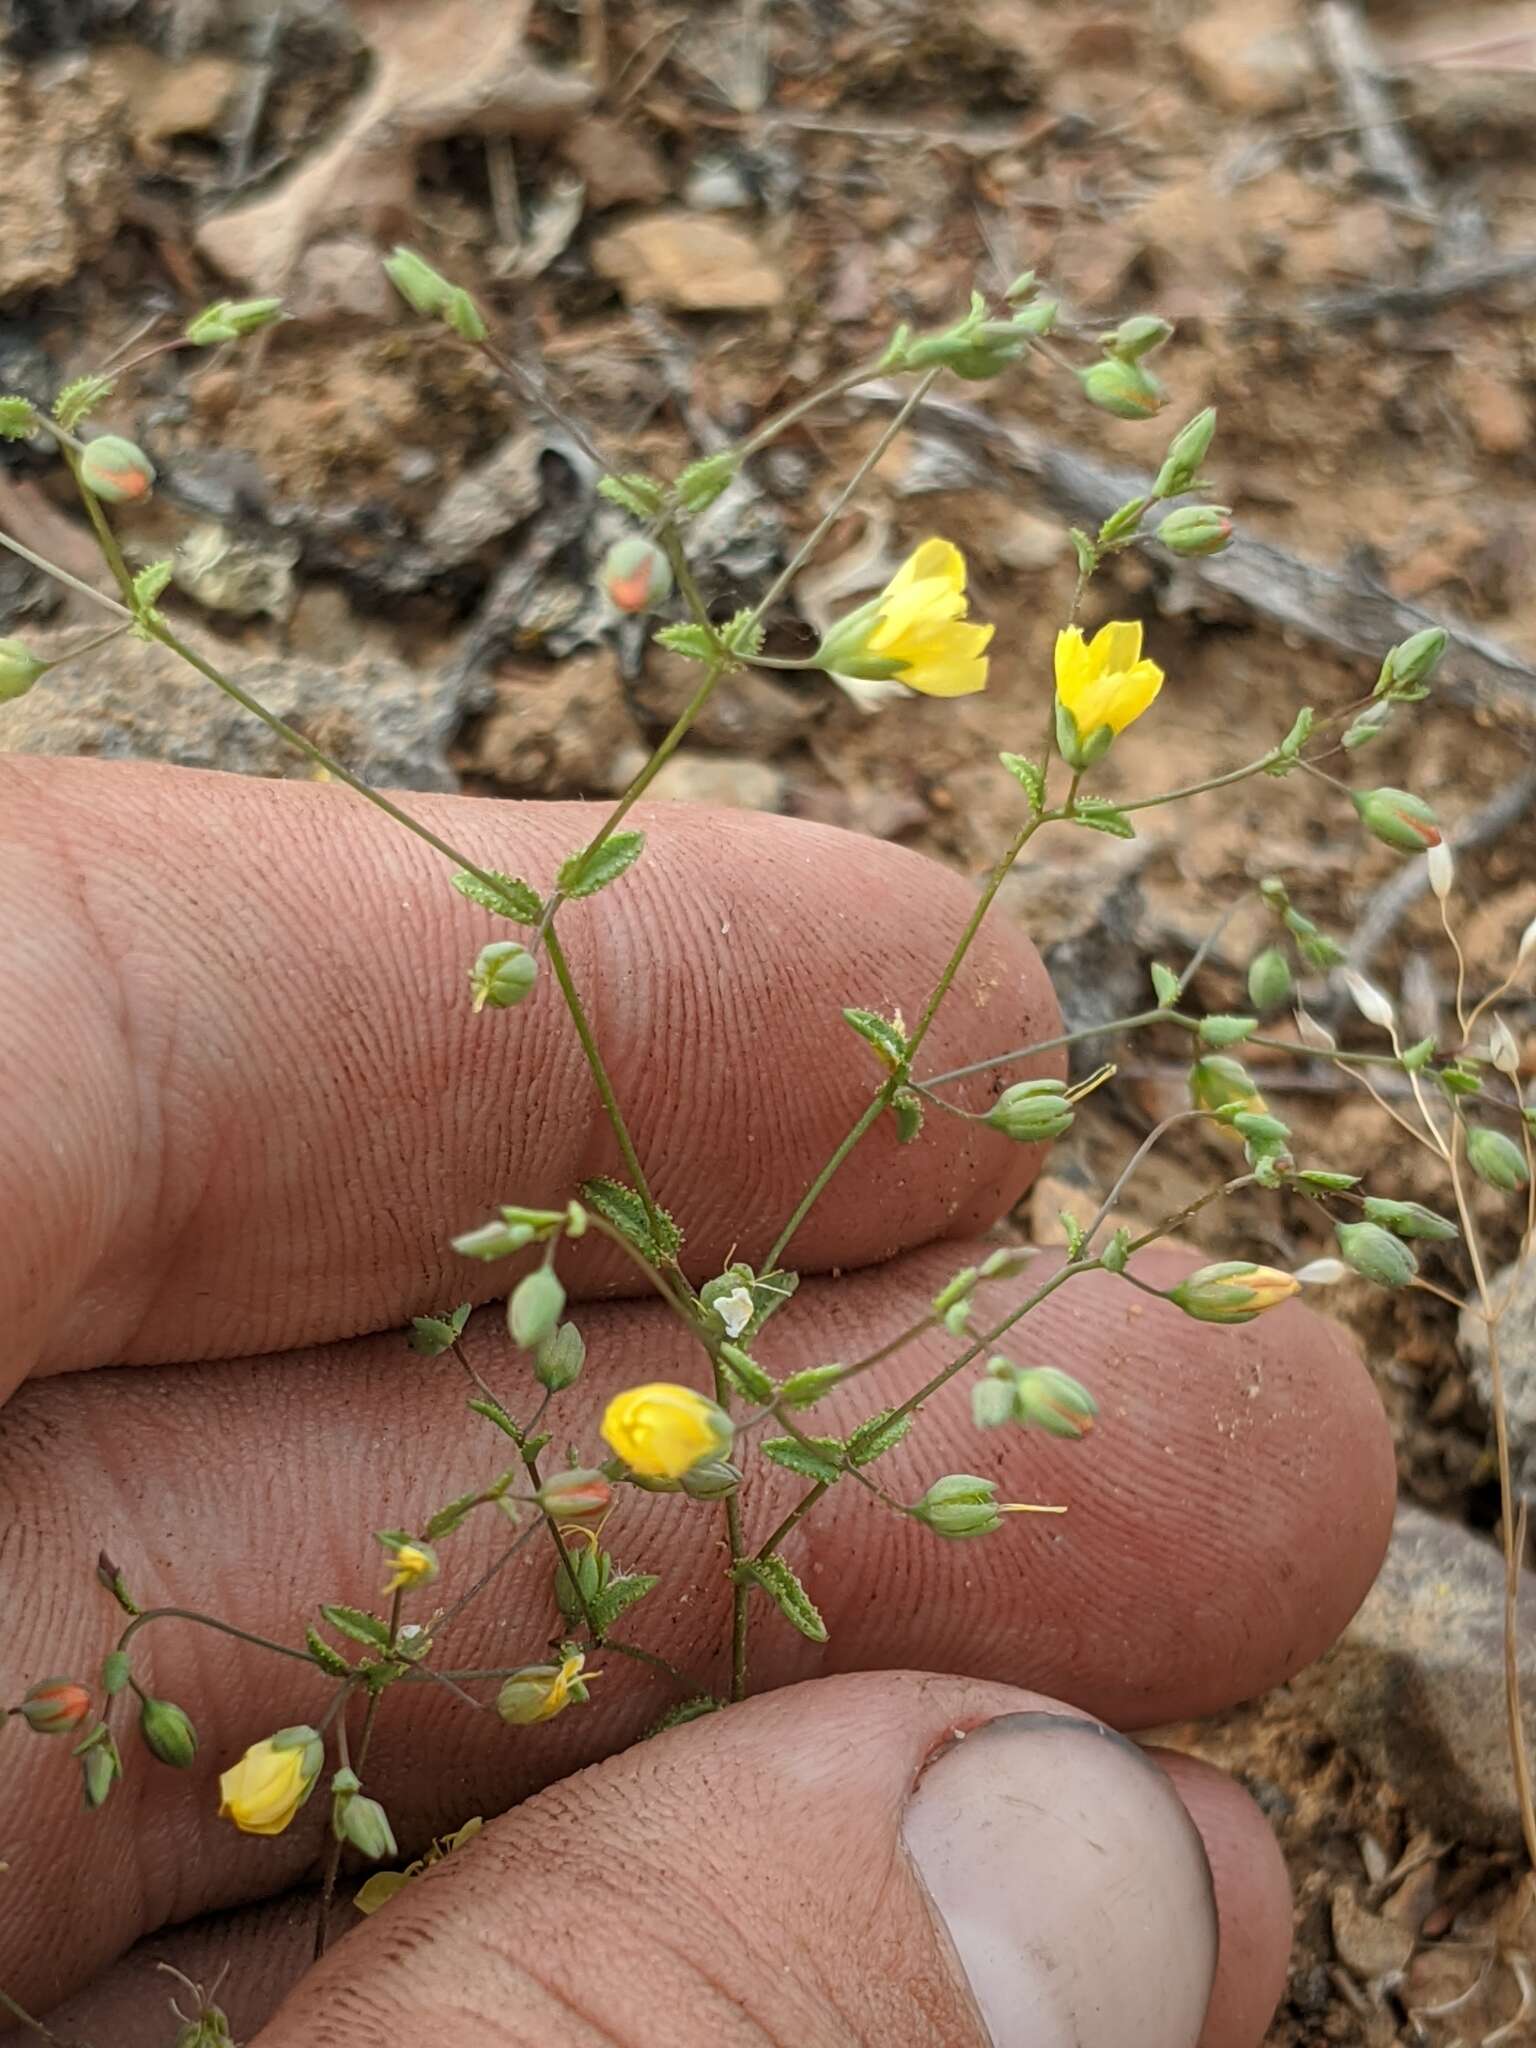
left=1293, top=1257, right=1348, bottom=1286
left=1426, top=841, right=1454, bottom=902
left=1488, top=1016, right=1520, bottom=1077
left=715, top=1286, right=755, bottom=1340
left=1343, top=971, right=1396, bottom=1032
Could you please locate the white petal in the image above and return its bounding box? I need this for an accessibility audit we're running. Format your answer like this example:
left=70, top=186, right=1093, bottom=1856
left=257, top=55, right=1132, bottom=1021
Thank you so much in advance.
left=1426, top=842, right=1454, bottom=902
left=1294, top=1257, right=1348, bottom=1286
left=716, top=1286, right=755, bottom=1339
left=1488, top=1016, right=1520, bottom=1076
left=1343, top=971, right=1396, bottom=1031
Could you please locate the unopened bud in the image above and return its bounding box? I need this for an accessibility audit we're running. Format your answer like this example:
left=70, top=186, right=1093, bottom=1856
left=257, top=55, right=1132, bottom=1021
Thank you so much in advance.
left=1426, top=841, right=1454, bottom=901
left=1359, top=1197, right=1458, bottom=1242
left=14, top=1678, right=91, bottom=1736
left=1189, top=1054, right=1265, bottom=1118
left=452, top=1218, right=536, bottom=1261
left=1103, top=314, right=1173, bottom=362
left=469, top=940, right=536, bottom=1013
left=537, top=1467, right=612, bottom=1530
left=139, top=1696, right=198, bottom=1769
left=186, top=297, right=285, bottom=345
left=1375, top=627, right=1447, bottom=700
left=1353, top=786, right=1441, bottom=853
left=383, top=246, right=453, bottom=317
left=78, top=434, right=156, bottom=504
left=0, top=637, right=47, bottom=702
left=508, top=1266, right=566, bottom=1350
left=336, top=1789, right=397, bottom=1861
left=932, top=1266, right=978, bottom=1315
left=1488, top=1016, right=1520, bottom=1077
left=1014, top=1366, right=1097, bottom=1439
left=1335, top=1221, right=1417, bottom=1287
left=600, top=537, right=673, bottom=614
left=1247, top=947, right=1292, bottom=1014
left=971, top=1375, right=1020, bottom=1430
left=912, top=1474, right=1002, bottom=1540
left=533, top=1320, right=585, bottom=1390
left=1342, top=971, right=1396, bottom=1031
left=1078, top=356, right=1165, bottom=421
left=1153, top=408, right=1216, bottom=497
left=985, top=1078, right=1074, bottom=1143
left=1169, top=1261, right=1299, bottom=1324
left=1156, top=504, right=1233, bottom=557
left=80, top=1734, right=121, bottom=1809
left=679, top=1457, right=741, bottom=1500
left=1465, top=1124, right=1530, bottom=1193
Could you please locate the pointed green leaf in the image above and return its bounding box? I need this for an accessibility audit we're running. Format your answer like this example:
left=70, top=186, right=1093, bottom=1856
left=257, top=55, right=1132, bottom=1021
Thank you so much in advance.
left=892, top=1087, right=924, bottom=1144
left=1293, top=1169, right=1359, bottom=1191
left=844, top=1407, right=913, bottom=1467
left=778, top=1362, right=846, bottom=1408
left=1198, top=1014, right=1258, bottom=1047
left=589, top=1570, right=659, bottom=1639
left=580, top=1175, right=682, bottom=1266
left=762, top=1436, right=842, bottom=1484
left=558, top=830, right=646, bottom=900
left=675, top=450, right=738, bottom=512
left=842, top=1007, right=908, bottom=1069
left=52, top=374, right=116, bottom=432
left=999, top=752, right=1046, bottom=813
left=653, top=621, right=717, bottom=663
left=1070, top=798, right=1136, bottom=840
left=0, top=394, right=38, bottom=438
left=598, top=472, right=666, bottom=519
left=1150, top=962, right=1180, bottom=1008
left=717, top=1342, right=775, bottom=1405
left=645, top=1695, right=726, bottom=1738
left=732, top=1553, right=828, bottom=1643
left=451, top=869, right=542, bottom=923
left=319, top=1604, right=392, bottom=1649
left=306, top=1627, right=354, bottom=1678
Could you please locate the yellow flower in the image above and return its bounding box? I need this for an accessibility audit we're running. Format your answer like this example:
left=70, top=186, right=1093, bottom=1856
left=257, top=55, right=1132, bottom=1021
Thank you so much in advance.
left=815, top=538, right=992, bottom=698
left=1170, top=1262, right=1300, bottom=1325
left=1053, top=620, right=1163, bottom=765
left=600, top=1381, right=733, bottom=1479
left=496, top=1651, right=594, bottom=1726
left=217, top=1726, right=323, bottom=1837
left=381, top=1539, right=438, bottom=1597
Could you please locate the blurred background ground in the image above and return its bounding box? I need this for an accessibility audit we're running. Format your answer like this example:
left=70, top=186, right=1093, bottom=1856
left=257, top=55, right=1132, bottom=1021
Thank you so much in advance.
left=2, top=0, right=1536, bottom=2038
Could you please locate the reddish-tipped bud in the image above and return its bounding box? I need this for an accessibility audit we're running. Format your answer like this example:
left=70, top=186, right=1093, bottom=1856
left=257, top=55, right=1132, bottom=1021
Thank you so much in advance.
left=600, top=537, right=673, bottom=614
left=537, top=1467, right=613, bottom=1531
left=15, top=1679, right=92, bottom=1736
left=78, top=434, right=156, bottom=504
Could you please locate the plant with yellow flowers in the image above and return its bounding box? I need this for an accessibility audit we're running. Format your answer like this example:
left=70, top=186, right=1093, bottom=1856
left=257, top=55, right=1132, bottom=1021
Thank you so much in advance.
left=4, top=245, right=1534, bottom=2043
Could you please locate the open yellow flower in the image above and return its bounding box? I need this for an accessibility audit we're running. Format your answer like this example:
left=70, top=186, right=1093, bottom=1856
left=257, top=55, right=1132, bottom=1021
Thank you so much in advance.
left=496, top=1650, right=594, bottom=1726
left=218, top=1726, right=323, bottom=1837
left=600, top=1381, right=732, bottom=1480
left=815, top=538, right=992, bottom=698
left=381, top=1539, right=438, bottom=1597
left=1053, top=620, right=1163, bottom=766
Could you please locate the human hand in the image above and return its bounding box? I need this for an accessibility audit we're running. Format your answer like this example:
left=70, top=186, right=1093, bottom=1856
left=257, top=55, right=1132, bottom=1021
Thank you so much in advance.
left=1, top=756, right=1394, bottom=2046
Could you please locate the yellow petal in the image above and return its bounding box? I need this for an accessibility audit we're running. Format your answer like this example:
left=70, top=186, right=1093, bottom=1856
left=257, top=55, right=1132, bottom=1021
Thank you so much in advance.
left=885, top=537, right=966, bottom=601
left=1087, top=619, right=1143, bottom=675
left=867, top=576, right=966, bottom=654
left=1104, top=657, right=1164, bottom=732
left=901, top=622, right=993, bottom=696
left=1053, top=626, right=1092, bottom=702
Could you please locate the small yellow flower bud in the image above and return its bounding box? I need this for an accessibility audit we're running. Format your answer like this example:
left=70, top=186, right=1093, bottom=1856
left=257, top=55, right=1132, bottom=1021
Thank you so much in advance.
left=381, top=1539, right=439, bottom=1596
left=600, top=1381, right=733, bottom=1479
left=217, top=1726, right=323, bottom=1836
left=496, top=1650, right=592, bottom=1726
left=1169, top=1262, right=1299, bottom=1324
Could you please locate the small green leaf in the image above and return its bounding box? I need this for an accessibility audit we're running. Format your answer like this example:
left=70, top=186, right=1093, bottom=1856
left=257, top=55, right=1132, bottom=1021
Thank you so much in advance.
left=409, top=1314, right=455, bottom=1356
left=589, top=1570, right=659, bottom=1639
left=306, top=1627, right=353, bottom=1679
left=675, top=450, right=738, bottom=512
left=1097, top=494, right=1150, bottom=546
left=423, top=1477, right=505, bottom=1540
left=653, top=621, right=718, bottom=663
left=1060, top=1213, right=1088, bottom=1259
left=999, top=752, right=1046, bottom=813
left=1150, top=962, right=1181, bottom=1008
left=320, top=1604, right=392, bottom=1649
left=100, top=1651, right=131, bottom=1696
left=132, top=560, right=174, bottom=612
left=732, top=1553, right=827, bottom=1643
left=598, top=472, right=666, bottom=519
left=354, top=1869, right=413, bottom=1915
left=843, top=1007, right=908, bottom=1070
left=762, top=1436, right=843, bottom=1484
left=1198, top=1014, right=1258, bottom=1047
left=1293, top=1169, right=1360, bottom=1191
left=892, top=1087, right=924, bottom=1144
left=717, top=1342, right=775, bottom=1405
left=645, top=1695, right=725, bottom=1737
left=52, top=374, right=116, bottom=432
left=1100, top=1227, right=1131, bottom=1274
left=721, top=607, right=764, bottom=659
left=580, top=1175, right=682, bottom=1266
left=558, top=830, right=646, bottom=900
left=1069, top=527, right=1097, bottom=576
left=844, top=1407, right=913, bottom=1467
left=0, top=394, right=38, bottom=438
left=1070, top=797, right=1135, bottom=840
left=1400, top=1036, right=1437, bottom=1071
left=451, top=869, right=542, bottom=923
left=467, top=1395, right=523, bottom=1441
left=778, top=1362, right=846, bottom=1408
left=1265, top=707, right=1314, bottom=775
left=442, top=286, right=488, bottom=342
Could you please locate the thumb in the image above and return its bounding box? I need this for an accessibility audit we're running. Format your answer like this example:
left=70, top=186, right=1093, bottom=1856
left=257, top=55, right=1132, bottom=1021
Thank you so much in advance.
left=246, top=1673, right=1278, bottom=2048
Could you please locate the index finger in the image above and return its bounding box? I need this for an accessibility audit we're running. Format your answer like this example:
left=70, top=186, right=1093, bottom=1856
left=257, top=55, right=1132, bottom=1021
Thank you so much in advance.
left=1, top=755, right=1061, bottom=1389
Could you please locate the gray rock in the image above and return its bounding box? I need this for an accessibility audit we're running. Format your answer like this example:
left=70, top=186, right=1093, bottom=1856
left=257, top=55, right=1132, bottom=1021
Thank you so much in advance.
left=420, top=432, right=543, bottom=565
left=634, top=750, right=785, bottom=812
left=636, top=651, right=818, bottom=756
left=1460, top=1257, right=1536, bottom=1510
left=175, top=522, right=299, bottom=619
left=464, top=651, right=638, bottom=799
left=1300, top=1502, right=1536, bottom=1849
left=287, top=236, right=398, bottom=326
left=3, top=634, right=458, bottom=791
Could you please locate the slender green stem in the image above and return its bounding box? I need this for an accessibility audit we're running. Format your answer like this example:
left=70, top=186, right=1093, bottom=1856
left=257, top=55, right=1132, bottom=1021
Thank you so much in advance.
left=1296, top=756, right=1353, bottom=799
left=922, top=1009, right=1167, bottom=1089
left=883, top=1260, right=1095, bottom=1430
left=765, top=1092, right=890, bottom=1272
left=542, top=924, right=661, bottom=1237
left=432, top=1521, right=542, bottom=1637
left=726, top=1488, right=750, bottom=1702
left=0, top=528, right=130, bottom=616
left=315, top=1591, right=399, bottom=1959
left=601, top=1637, right=703, bottom=1693
left=754, top=1482, right=830, bottom=1564
left=60, top=449, right=135, bottom=602
left=117, top=1607, right=317, bottom=1666
left=0, top=1987, right=80, bottom=2047
left=738, top=357, right=888, bottom=460
left=1117, top=752, right=1280, bottom=814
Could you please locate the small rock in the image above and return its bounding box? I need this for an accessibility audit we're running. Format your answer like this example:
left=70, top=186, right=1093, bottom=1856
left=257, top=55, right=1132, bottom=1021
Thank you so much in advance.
left=1460, top=1257, right=1536, bottom=1510
left=420, top=432, right=543, bottom=565
left=1178, top=0, right=1312, bottom=113
left=4, top=636, right=458, bottom=791
left=108, top=45, right=241, bottom=168
left=636, top=651, right=818, bottom=756
left=287, top=237, right=399, bottom=326
left=591, top=211, right=784, bottom=311
left=559, top=115, right=669, bottom=208
left=288, top=582, right=365, bottom=665
left=1457, top=364, right=1533, bottom=459
left=637, top=751, right=786, bottom=812
left=1331, top=1887, right=1413, bottom=1981
left=175, top=522, right=299, bottom=619
left=994, top=508, right=1068, bottom=572
left=684, top=154, right=754, bottom=211
left=0, top=54, right=128, bottom=298
left=464, top=652, right=638, bottom=799
left=1300, top=1501, right=1536, bottom=1848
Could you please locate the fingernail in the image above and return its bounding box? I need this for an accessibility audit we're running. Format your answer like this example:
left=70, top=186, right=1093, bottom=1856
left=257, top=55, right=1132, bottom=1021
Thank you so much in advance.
left=901, top=1712, right=1217, bottom=2048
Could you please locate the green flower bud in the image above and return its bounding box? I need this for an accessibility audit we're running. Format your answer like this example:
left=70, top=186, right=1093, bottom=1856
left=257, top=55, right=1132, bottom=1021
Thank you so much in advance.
left=979, top=1246, right=1030, bottom=1280
left=1078, top=356, right=1166, bottom=420
left=383, top=246, right=454, bottom=316
left=1352, top=786, right=1441, bottom=853
left=1189, top=1054, right=1264, bottom=1117
left=1152, top=408, right=1216, bottom=497
left=509, top=1266, right=566, bottom=1349
left=985, top=1078, right=1074, bottom=1144
left=1169, top=1261, right=1299, bottom=1324
left=912, top=1474, right=1001, bottom=1540
left=1465, top=1124, right=1530, bottom=1193
left=336, top=1790, right=397, bottom=1861
left=1155, top=504, right=1233, bottom=557
left=679, top=1457, right=741, bottom=1500
left=971, top=1375, right=1020, bottom=1430
left=1014, top=1366, right=1097, bottom=1439
left=1359, top=1197, right=1459, bottom=1242
left=600, top=537, right=673, bottom=614
left=469, top=940, right=537, bottom=1012
left=1103, top=314, right=1173, bottom=362
left=186, top=297, right=285, bottom=345
left=78, top=434, right=156, bottom=504
left=534, top=1320, right=585, bottom=1390
left=139, top=1696, right=198, bottom=1769
left=932, top=1266, right=978, bottom=1315
left=81, top=1737, right=121, bottom=1809
left=0, top=637, right=47, bottom=702
left=1246, top=947, right=1292, bottom=1014
left=452, top=1218, right=535, bottom=1261
left=1335, top=1221, right=1418, bottom=1287
left=1375, top=627, right=1447, bottom=700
